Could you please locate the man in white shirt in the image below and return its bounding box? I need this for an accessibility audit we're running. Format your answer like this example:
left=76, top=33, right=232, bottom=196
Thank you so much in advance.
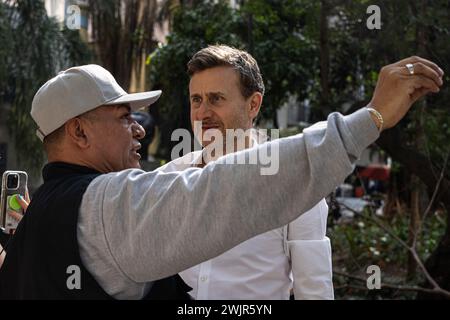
left=158, top=45, right=334, bottom=299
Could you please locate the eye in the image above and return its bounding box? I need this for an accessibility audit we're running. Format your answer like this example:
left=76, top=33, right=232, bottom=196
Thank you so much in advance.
left=209, top=95, right=221, bottom=104
left=192, top=96, right=201, bottom=103
left=121, top=113, right=132, bottom=121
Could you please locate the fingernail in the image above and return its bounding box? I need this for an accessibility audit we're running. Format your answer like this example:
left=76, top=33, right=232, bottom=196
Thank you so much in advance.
left=18, top=194, right=24, bottom=200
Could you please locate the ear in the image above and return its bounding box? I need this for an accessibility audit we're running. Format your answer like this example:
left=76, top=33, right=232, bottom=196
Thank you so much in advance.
left=247, top=92, right=263, bottom=121
left=65, top=118, right=90, bottom=149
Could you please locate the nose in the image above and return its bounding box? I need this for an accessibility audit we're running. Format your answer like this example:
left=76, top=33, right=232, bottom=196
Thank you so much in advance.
left=132, top=122, right=146, bottom=140
left=193, top=102, right=214, bottom=125
left=196, top=99, right=214, bottom=120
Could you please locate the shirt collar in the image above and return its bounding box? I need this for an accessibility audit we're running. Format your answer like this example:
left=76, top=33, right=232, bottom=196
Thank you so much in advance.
left=43, top=162, right=101, bottom=182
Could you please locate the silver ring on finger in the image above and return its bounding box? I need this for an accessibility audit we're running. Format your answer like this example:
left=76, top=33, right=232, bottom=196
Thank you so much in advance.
left=405, top=63, right=415, bottom=75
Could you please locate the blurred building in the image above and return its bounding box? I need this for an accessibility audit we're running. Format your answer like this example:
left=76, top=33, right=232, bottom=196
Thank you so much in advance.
left=44, top=0, right=90, bottom=40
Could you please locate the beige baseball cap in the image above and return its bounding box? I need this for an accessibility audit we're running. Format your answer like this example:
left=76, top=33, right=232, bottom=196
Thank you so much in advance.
left=30, top=64, right=162, bottom=141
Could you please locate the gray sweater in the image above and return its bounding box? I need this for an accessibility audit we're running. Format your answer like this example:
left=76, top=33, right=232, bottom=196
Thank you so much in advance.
left=77, top=108, right=379, bottom=299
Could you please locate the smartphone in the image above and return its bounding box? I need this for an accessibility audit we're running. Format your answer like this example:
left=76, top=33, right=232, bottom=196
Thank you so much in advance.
left=0, top=171, right=28, bottom=234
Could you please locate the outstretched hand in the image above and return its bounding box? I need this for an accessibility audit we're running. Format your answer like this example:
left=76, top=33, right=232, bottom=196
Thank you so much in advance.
left=369, top=56, right=444, bottom=130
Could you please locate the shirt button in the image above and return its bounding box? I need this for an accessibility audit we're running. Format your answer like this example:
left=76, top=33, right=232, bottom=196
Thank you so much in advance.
left=201, top=276, right=208, bottom=282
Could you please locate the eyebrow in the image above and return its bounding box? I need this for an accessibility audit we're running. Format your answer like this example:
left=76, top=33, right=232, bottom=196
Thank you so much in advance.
left=190, top=92, right=226, bottom=99
left=190, top=93, right=202, bottom=99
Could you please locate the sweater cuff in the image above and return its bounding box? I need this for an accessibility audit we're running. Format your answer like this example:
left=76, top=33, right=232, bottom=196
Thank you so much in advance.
left=344, top=107, right=380, bottom=157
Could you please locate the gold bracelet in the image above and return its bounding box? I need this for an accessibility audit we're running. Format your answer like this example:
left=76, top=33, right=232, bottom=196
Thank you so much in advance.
left=366, top=107, right=384, bottom=132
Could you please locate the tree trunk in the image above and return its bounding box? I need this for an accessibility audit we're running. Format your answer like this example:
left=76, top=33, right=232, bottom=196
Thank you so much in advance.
left=407, top=104, right=427, bottom=279
left=89, top=0, right=158, bottom=91
left=319, top=0, right=332, bottom=117
left=407, top=174, right=421, bottom=279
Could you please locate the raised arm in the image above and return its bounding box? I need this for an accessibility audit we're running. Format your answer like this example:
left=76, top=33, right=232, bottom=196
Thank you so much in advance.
left=79, top=108, right=378, bottom=283
left=77, top=56, right=444, bottom=294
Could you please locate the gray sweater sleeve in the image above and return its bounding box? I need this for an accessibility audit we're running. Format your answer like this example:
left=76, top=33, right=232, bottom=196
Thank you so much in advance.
left=78, top=108, right=378, bottom=297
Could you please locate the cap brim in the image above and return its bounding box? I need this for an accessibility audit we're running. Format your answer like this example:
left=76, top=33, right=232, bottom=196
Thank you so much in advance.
left=104, top=90, right=162, bottom=111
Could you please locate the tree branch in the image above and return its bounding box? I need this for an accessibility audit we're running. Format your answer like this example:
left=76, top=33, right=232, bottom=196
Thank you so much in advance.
left=334, top=270, right=443, bottom=295
left=337, top=201, right=450, bottom=299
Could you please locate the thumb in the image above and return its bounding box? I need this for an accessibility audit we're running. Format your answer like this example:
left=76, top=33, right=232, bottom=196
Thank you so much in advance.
left=411, top=87, right=432, bottom=104
left=16, top=194, right=29, bottom=211
left=25, top=187, right=30, bottom=203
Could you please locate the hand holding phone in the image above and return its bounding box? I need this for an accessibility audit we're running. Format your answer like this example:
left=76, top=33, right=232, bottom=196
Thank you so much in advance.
left=1, top=171, right=28, bottom=234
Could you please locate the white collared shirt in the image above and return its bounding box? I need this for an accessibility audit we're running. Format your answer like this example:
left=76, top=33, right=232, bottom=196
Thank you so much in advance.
left=157, top=137, right=334, bottom=300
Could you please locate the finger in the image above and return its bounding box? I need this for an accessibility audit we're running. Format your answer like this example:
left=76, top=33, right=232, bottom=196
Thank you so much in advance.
left=16, top=194, right=29, bottom=211
left=7, top=209, right=23, bottom=222
left=25, top=188, right=30, bottom=203
left=397, top=56, right=444, bottom=77
left=396, top=56, right=444, bottom=77
left=409, top=75, right=440, bottom=102
left=0, top=244, right=5, bottom=260
left=410, top=75, right=440, bottom=93
left=411, top=87, right=431, bottom=103
left=403, top=63, right=443, bottom=87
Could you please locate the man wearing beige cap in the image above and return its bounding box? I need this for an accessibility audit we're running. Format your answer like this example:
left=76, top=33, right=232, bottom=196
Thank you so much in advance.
left=0, top=56, right=444, bottom=299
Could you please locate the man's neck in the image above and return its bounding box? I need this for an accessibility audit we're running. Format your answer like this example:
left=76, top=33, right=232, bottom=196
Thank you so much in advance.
left=200, top=128, right=256, bottom=165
